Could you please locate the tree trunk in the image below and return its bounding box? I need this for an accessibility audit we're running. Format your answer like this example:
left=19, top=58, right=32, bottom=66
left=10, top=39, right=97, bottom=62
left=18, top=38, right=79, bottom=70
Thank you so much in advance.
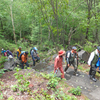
left=50, top=0, right=59, bottom=44
left=40, top=0, right=54, bottom=43
left=10, top=0, right=16, bottom=44
left=86, top=0, right=92, bottom=40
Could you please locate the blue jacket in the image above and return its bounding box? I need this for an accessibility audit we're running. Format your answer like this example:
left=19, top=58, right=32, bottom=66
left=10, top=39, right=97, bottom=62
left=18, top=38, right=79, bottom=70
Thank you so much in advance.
left=1, top=50, right=6, bottom=55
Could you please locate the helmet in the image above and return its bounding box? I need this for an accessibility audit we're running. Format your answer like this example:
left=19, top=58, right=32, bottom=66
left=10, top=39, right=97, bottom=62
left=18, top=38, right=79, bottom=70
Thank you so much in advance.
left=2, top=49, right=4, bottom=51
left=7, top=50, right=9, bottom=52
left=72, top=46, right=77, bottom=50
left=25, top=51, right=28, bottom=54
left=34, top=47, right=38, bottom=51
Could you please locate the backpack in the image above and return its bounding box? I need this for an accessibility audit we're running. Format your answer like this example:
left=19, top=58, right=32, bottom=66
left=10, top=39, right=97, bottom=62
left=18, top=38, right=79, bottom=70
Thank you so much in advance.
left=30, top=48, right=33, bottom=55
left=65, top=51, right=71, bottom=60
left=19, top=53, right=25, bottom=60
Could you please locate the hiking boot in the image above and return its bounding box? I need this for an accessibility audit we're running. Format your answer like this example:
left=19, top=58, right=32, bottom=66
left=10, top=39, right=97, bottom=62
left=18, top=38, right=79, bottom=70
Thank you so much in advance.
left=73, top=72, right=78, bottom=76
left=91, top=77, right=97, bottom=82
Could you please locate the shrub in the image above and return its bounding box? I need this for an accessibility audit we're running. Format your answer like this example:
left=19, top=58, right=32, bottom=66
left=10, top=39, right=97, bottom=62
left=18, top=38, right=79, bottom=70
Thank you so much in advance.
left=0, top=69, right=5, bottom=77
left=83, top=41, right=98, bottom=53
left=68, top=86, right=82, bottom=96
left=0, top=56, right=7, bottom=65
left=47, top=78, right=58, bottom=88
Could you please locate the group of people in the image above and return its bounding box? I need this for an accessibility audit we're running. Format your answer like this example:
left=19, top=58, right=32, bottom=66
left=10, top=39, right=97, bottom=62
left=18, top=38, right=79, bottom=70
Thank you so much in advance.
left=54, top=46, right=78, bottom=79
left=1, top=46, right=100, bottom=82
left=1, top=49, right=13, bottom=57
left=16, top=46, right=40, bottom=69
left=1, top=46, right=40, bottom=69
left=54, top=46, right=100, bottom=82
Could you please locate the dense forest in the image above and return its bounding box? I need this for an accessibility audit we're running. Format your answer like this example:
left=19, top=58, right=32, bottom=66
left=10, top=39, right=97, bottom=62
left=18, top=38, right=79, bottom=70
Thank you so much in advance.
left=0, top=0, right=100, bottom=49
left=0, top=0, right=100, bottom=100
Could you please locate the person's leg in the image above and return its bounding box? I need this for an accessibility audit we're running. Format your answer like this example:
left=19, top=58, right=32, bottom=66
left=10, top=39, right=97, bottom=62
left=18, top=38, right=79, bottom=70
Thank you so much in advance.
left=35, top=56, right=40, bottom=62
left=90, top=64, right=97, bottom=82
left=89, top=66, right=92, bottom=76
left=59, top=67, right=65, bottom=78
left=21, top=63, right=24, bottom=69
left=33, top=60, right=35, bottom=66
left=25, top=62, right=29, bottom=68
left=64, top=64, right=69, bottom=72
left=54, top=68, right=56, bottom=73
left=32, top=55, right=35, bottom=66
left=72, top=60, right=77, bottom=75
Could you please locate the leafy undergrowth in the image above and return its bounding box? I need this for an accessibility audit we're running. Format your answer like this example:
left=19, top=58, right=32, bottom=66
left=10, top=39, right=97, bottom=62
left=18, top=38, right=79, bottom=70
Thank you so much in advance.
left=0, top=68, right=89, bottom=100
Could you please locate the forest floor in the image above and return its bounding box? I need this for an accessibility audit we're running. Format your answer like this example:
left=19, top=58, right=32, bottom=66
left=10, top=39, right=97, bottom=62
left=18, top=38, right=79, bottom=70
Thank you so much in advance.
left=0, top=69, right=88, bottom=100
left=1, top=56, right=100, bottom=100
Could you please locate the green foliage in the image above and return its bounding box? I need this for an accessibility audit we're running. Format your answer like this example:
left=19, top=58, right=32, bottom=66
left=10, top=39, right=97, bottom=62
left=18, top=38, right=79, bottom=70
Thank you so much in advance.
left=0, top=39, right=17, bottom=51
left=13, top=68, right=30, bottom=93
left=68, top=86, right=82, bottom=96
left=86, top=69, right=89, bottom=72
left=78, top=65, right=84, bottom=71
left=96, top=72, right=100, bottom=79
left=83, top=41, right=98, bottom=53
left=66, top=95, right=77, bottom=100
left=7, top=96, right=14, bottom=100
left=17, top=39, right=29, bottom=50
left=11, top=85, right=18, bottom=92
left=0, top=69, right=5, bottom=77
left=0, top=56, right=7, bottom=65
left=41, top=72, right=61, bottom=88
left=0, top=93, right=4, bottom=100
left=48, top=78, right=58, bottom=88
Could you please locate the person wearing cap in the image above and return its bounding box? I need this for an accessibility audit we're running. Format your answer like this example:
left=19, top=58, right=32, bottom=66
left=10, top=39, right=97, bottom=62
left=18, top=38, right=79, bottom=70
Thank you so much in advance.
left=6, top=50, right=13, bottom=57
left=31, top=47, right=40, bottom=66
left=54, top=50, right=65, bottom=79
left=64, top=46, right=78, bottom=76
left=88, top=46, right=100, bottom=82
left=17, top=46, right=22, bottom=59
left=21, top=51, right=29, bottom=69
left=1, top=49, right=7, bottom=56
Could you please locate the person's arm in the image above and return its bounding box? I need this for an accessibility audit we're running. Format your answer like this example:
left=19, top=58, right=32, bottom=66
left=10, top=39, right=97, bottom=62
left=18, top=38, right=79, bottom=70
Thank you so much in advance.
left=10, top=51, right=13, bottom=56
left=54, top=57, right=58, bottom=70
left=37, top=54, right=39, bottom=57
left=88, top=52, right=94, bottom=66
left=66, top=52, right=70, bottom=65
left=36, top=51, right=39, bottom=57
left=17, top=52, right=19, bottom=58
left=31, top=50, right=35, bottom=61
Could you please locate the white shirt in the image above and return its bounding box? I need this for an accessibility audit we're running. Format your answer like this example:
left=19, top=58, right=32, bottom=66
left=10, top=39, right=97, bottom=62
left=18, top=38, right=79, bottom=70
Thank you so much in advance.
left=88, top=49, right=99, bottom=65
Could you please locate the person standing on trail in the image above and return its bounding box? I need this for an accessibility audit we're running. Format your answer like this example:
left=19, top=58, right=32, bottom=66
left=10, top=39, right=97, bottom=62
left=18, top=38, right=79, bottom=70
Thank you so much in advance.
left=21, top=51, right=29, bottom=69
left=31, top=47, right=40, bottom=66
left=7, top=50, right=13, bottom=57
left=88, top=46, right=100, bottom=82
left=1, top=49, right=7, bottom=56
left=64, top=46, right=78, bottom=76
left=54, top=50, right=65, bottom=79
left=17, top=46, right=22, bottom=59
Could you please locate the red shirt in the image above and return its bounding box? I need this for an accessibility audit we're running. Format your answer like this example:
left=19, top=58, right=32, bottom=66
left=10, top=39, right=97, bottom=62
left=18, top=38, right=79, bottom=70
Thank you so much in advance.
left=54, top=56, right=63, bottom=69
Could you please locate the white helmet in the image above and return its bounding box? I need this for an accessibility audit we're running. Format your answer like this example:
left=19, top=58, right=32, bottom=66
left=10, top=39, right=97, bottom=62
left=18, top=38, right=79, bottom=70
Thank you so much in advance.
left=34, top=47, right=38, bottom=51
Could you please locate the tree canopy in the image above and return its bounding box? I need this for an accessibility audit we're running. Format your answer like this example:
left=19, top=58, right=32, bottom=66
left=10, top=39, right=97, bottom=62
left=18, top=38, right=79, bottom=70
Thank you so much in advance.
left=0, top=0, right=100, bottom=47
